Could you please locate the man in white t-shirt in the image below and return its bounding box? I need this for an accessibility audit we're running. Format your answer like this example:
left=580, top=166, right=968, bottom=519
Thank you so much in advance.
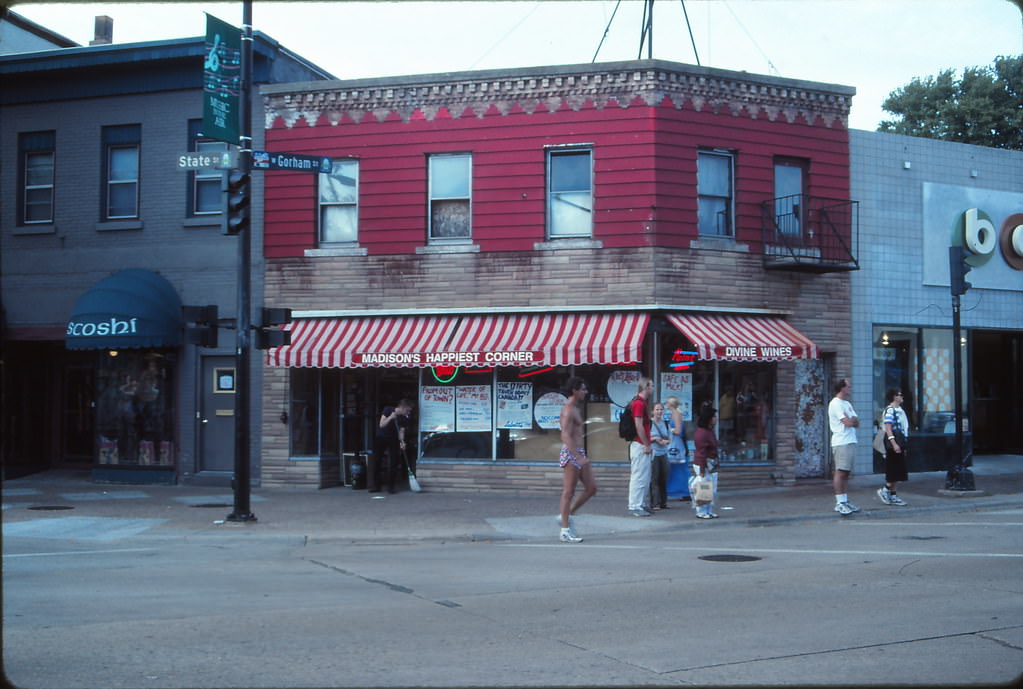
left=827, top=378, right=861, bottom=516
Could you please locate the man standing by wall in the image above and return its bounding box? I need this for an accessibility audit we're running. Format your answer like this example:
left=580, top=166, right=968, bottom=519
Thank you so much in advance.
left=627, top=377, right=654, bottom=517
left=828, top=379, right=860, bottom=515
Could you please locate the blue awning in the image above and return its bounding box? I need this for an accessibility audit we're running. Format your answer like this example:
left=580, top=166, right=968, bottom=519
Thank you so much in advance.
left=65, top=269, right=183, bottom=350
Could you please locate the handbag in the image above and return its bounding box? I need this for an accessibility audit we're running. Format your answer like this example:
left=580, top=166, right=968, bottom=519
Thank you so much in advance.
left=693, top=477, right=714, bottom=505
left=872, top=427, right=887, bottom=454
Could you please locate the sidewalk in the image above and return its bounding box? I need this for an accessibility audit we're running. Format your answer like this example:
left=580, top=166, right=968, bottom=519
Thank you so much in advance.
left=4, top=455, right=1022, bottom=544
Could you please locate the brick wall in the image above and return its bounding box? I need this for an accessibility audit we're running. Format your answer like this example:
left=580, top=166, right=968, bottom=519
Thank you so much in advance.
left=259, top=244, right=850, bottom=489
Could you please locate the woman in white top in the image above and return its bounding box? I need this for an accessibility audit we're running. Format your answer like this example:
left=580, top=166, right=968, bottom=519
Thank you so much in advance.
left=879, top=388, right=910, bottom=506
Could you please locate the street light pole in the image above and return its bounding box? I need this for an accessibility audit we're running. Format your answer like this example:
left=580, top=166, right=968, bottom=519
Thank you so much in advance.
left=227, top=0, right=256, bottom=522
left=946, top=250, right=975, bottom=492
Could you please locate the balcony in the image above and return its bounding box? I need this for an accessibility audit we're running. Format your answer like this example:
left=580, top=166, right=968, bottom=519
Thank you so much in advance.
left=761, top=194, right=859, bottom=273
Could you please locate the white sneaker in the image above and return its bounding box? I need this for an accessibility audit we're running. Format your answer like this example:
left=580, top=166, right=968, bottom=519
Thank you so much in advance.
left=560, top=528, right=583, bottom=543
left=877, top=486, right=893, bottom=505
left=888, top=494, right=909, bottom=506
left=834, top=502, right=855, bottom=516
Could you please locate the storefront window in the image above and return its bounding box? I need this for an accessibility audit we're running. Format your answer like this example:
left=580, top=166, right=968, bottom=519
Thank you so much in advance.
left=659, top=332, right=774, bottom=464
left=420, top=369, right=493, bottom=459
left=872, top=326, right=961, bottom=436
left=415, top=365, right=641, bottom=462
left=290, top=368, right=341, bottom=457
left=95, top=351, right=175, bottom=466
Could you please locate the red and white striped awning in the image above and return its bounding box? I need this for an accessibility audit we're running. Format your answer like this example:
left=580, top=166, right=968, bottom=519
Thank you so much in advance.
left=666, top=313, right=818, bottom=361
left=266, top=312, right=650, bottom=368
left=266, top=316, right=461, bottom=368
left=446, top=312, right=650, bottom=367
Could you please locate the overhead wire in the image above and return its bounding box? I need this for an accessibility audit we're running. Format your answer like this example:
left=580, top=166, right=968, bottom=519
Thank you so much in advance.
left=593, top=0, right=623, bottom=62
left=468, top=1, right=544, bottom=70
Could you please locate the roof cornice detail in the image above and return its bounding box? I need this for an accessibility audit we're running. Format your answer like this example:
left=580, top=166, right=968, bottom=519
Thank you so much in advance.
left=263, top=61, right=854, bottom=130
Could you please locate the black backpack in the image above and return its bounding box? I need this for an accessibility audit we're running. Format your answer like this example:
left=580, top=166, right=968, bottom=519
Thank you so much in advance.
left=618, top=397, right=640, bottom=441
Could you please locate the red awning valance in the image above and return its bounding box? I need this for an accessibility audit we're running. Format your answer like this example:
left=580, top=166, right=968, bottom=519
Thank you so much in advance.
left=266, top=316, right=461, bottom=368
left=666, top=313, right=818, bottom=361
left=266, top=312, right=650, bottom=368
left=446, top=312, right=649, bottom=367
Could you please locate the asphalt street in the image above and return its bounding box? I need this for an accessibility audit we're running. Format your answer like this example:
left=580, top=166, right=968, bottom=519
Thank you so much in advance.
left=3, top=458, right=1023, bottom=688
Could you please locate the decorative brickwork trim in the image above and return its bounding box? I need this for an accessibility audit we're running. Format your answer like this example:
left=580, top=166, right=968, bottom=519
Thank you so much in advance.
left=264, top=61, right=852, bottom=130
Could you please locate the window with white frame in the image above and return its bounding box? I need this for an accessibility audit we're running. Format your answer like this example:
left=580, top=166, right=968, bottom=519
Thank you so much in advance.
left=428, top=153, right=471, bottom=239
left=547, top=148, right=592, bottom=238
left=697, top=150, right=734, bottom=237
left=102, top=125, right=140, bottom=220
left=319, top=159, right=359, bottom=244
left=19, top=131, right=55, bottom=224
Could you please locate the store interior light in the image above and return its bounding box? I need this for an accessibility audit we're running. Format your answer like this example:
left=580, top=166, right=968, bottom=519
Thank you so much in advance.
left=881, top=332, right=889, bottom=346
left=108, top=350, right=119, bottom=357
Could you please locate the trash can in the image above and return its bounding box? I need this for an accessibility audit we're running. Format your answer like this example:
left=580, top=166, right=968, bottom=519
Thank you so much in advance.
left=348, top=454, right=367, bottom=490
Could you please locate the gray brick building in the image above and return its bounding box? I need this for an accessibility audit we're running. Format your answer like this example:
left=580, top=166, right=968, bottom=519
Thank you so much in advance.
left=0, top=22, right=331, bottom=483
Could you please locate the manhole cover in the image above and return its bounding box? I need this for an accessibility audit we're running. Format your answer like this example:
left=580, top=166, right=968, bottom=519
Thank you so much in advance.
left=27, top=505, right=75, bottom=511
left=698, top=554, right=762, bottom=562
left=191, top=503, right=232, bottom=509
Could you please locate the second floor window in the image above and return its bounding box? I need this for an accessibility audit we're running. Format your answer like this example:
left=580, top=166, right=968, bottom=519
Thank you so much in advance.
left=19, top=131, right=55, bottom=224
left=547, top=148, right=592, bottom=238
left=102, top=124, right=140, bottom=220
left=698, top=150, right=734, bottom=237
left=319, top=159, right=359, bottom=244
left=429, top=153, right=471, bottom=239
left=189, top=120, right=228, bottom=216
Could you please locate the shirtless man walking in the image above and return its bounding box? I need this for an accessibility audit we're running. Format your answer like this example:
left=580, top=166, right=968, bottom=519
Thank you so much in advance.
left=558, top=377, right=597, bottom=543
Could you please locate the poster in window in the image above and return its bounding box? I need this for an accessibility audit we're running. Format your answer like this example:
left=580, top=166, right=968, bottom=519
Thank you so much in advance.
left=420, top=386, right=455, bottom=432
left=607, top=370, right=642, bottom=407
left=660, top=371, right=693, bottom=421
left=534, top=392, right=566, bottom=430
left=496, top=382, right=532, bottom=429
left=456, top=385, right=491, bottom=432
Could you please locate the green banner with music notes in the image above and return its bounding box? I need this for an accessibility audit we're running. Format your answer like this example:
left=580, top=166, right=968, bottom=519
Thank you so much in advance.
left=202, top=13, right=241, bottom=145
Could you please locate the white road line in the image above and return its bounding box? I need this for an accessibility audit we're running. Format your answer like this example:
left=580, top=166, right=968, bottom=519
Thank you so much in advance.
left=3, top=548, right=157, bottom=558
left=499, top=543, right=1023, bottom=558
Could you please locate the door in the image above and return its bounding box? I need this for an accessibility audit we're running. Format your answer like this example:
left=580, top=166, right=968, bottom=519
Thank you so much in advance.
left=200, top=356, right=235, bottom=472
left=774, top=159, right=805, bottom=237
left=62, top=363, right=95, bottom=463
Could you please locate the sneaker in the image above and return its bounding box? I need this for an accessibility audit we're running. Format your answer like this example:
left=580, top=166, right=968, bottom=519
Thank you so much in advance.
left=696, top=512, right=713, bottom=519
left=877, top=486, right=893, bottom=505
left=846, top=502, right=861, bottom=513
left=708, top=512, right=720, bottom=518
left=630, top=509, right=652, bottom=517
left=834, top=501, right=855, bottom=516
left=888, top=494, right=909, bottom=506
left=560, top=528, right=583, bottom=543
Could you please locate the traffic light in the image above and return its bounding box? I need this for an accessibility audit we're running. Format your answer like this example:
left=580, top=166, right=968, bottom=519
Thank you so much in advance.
left=182, top=304, right=219, bottom=347
left=948, top=245, right=973, bottom=296
left=222, top=170, right=250, bottom=235
left=254, top=307, right=292, bottom=349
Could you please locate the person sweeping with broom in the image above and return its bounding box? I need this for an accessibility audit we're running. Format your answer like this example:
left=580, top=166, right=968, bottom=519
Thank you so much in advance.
left=371, top=398, right=414, bottom=494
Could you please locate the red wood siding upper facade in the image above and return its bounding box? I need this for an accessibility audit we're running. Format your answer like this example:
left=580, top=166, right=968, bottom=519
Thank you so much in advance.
left=261, top=60, right=854, bottom=260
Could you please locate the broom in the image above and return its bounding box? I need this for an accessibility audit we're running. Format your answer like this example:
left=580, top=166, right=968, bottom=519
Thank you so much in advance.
left=403, top=448, right=422, bottom=492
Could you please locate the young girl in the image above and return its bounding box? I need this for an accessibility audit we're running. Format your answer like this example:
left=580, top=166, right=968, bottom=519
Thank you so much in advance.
left=690, top=403, right=720, bottom=519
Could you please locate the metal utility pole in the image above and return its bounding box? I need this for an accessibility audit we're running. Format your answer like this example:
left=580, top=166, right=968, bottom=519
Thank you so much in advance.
left=946, top=246, right=975, bottom=491
left=227, top=0, right=256, bottom=522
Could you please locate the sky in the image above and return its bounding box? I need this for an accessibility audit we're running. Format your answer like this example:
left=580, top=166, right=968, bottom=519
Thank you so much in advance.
left=9, top=0, right=1023, bottom=131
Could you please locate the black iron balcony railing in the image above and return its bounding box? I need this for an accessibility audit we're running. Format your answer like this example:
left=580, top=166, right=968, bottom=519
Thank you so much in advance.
left=760, top=194, right=859, bottom=272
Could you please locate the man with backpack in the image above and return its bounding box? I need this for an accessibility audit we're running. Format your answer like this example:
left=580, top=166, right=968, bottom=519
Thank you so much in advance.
left=624, top=376, right=655, bottom=517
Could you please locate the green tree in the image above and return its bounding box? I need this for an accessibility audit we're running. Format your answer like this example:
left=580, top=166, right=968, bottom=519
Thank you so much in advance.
left=878, top=55, right=1023, bottom=151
